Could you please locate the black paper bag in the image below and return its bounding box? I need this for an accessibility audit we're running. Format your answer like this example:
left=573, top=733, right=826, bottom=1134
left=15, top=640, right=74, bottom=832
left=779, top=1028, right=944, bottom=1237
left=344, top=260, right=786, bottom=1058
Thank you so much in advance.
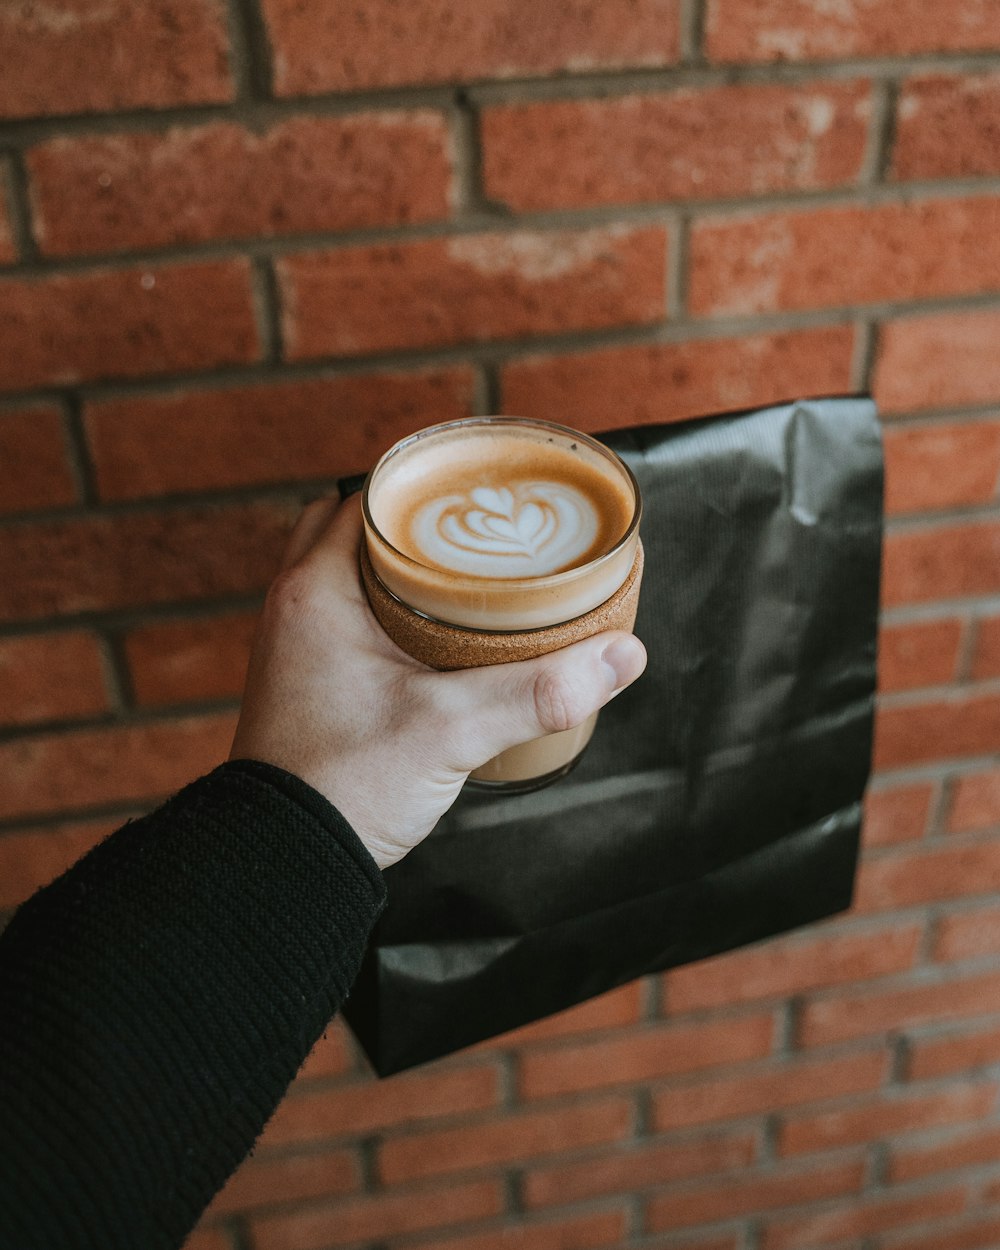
left=342, top=395, right=883, bottom=1076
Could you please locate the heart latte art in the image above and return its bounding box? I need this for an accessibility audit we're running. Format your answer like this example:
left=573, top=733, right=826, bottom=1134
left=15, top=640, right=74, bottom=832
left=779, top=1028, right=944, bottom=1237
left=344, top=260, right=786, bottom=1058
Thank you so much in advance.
left=412, top=481, right=600, bottom=577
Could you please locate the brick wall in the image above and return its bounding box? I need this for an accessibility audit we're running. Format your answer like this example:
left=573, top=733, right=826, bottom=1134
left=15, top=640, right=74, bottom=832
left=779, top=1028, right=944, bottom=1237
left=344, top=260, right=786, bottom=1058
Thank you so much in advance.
left=2, top=2, right=1000, bottom=1247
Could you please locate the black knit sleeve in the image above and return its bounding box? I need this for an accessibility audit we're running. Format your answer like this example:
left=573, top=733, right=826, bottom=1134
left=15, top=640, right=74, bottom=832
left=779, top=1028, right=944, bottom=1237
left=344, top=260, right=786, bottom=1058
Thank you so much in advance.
left=0, top=759, right=387, bottom=1250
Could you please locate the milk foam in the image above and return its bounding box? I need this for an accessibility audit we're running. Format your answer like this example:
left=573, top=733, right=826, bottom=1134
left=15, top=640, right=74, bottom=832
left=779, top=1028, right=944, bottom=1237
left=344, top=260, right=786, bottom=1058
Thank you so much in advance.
left=411, top=480, right=599, bottom=578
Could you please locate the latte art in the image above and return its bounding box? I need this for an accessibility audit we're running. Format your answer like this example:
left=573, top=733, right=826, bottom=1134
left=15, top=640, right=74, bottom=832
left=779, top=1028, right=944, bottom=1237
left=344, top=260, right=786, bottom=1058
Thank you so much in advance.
left=412, top=480, right=600, bottom=577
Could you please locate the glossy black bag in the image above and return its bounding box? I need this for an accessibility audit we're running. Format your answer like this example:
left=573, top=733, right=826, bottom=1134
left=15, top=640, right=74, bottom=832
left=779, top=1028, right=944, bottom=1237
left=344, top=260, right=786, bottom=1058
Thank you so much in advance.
left=342, top=395, right=883, bottom=1075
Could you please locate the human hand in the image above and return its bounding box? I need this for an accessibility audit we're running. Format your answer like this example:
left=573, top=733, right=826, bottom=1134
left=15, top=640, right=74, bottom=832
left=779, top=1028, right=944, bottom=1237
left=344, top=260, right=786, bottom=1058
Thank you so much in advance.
left=230, top=494, right=646, bottom=869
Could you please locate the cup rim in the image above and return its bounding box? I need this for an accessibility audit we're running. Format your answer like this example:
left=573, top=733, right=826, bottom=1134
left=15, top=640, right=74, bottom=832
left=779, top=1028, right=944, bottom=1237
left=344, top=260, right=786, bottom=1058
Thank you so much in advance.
left=361, top=416, right=642, bottom=591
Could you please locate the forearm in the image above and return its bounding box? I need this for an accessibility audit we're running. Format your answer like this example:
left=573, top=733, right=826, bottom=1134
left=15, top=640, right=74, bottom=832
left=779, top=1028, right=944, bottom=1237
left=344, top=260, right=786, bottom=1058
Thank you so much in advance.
left=0, top=760, right=386, bottom=1250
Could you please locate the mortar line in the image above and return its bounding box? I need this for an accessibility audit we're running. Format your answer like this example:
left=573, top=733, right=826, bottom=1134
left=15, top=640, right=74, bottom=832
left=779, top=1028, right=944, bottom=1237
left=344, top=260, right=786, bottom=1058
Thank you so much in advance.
left=680, top=0, right=707, bottom=64
left=228, top=0, right=275, bottom=102
left=2, top=148, right=38, bottom=262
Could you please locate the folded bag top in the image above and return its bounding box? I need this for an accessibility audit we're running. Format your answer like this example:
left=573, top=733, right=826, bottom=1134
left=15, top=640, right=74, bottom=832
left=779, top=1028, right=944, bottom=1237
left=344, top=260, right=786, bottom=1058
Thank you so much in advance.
left=342, top=395, right=883, bottom=1076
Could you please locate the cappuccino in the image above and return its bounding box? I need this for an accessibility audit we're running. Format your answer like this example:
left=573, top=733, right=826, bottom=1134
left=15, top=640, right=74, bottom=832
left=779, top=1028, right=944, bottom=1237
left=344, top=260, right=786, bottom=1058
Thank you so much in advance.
left=365, top=421, right=638, bottom=630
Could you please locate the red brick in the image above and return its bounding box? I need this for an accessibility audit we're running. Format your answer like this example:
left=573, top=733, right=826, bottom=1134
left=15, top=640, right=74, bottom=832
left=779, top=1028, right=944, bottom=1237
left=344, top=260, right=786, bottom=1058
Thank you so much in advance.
left=85, top=369, right=474, bottom=502
left=522, top=1130, right=756, bottom=1210
left=28, top=113, right=452, bottom=258
left=690, top=198, right=1000, bottom=317
left=181, top=1228, right=231, bottom=1250
left=0, top=501, right=294, bottom=625
left=482, top=81, right=870, bottom=212
left=378, top=1095, right=633, bottom=1184
left=891, top=1123, right=1000, bottom=1183
left=262, top=0, right=681, bottom=96
left=400, top=1208, right=630, bottom=1250
left=503, top=326, right=856, bottom=430
left=855, top=840, right=1000, bottom=911
left=948, top=767, right=1000, bottom=832
left=208, top=1146, right=360, bottom=1215
left=0, top=712, right=235, bottom=822
left=647, top=1157, right=864, bottom=1232
left=971, top=615, right=1000, bottom=680
left=0, top=631, right=110, bottom=726
left=123, top=612, right=256, bottom=707
left=664, top=924, right=920, bottom=1012
left=278, top=226, right=668, bottom=361
left=0, top=815, right=123, bottom=909
left=934, top=904, right=1000, bottom=963
left=296, top=1021, right=357, bottom=1081
left=484, top=981, right=644, bottom=1049
left=518, top=1012, right=776, bottom=1100
left=258, top=1064, right=501, bottom=1148
left=906, top=1023, right=1000, bottom=1081
left=778, top=1082, right=996, bottom=1155
left=705, top=0, right=1000, bottom=62
left=653, top=1048, right=887, bottom=1133
left=763, top=1185, right=968, bottom=1250
left=0, top=261, right=259, bottom=393
left=875, top=308, right=1000, bottom=415
left=251, top=1178, right=503, bottom=1250
left=799, top=967, right=1000, bottom=1048
left=874, top=693, right=1000, bottom=770
left=882, top=521, right=1000, bottom=607
left=883, top=1211, right=1000, bottom=1250
left=893, top=73, right=1000, bottom=182
left=0, top=406, right=78, bottom=515
left=0, top=0, right=233, bottom=121
left=878, top=619, right=963, bottom=692
left=863, top=783, right=935, bottom=847
left=883, top=420, right=1000, bottom=516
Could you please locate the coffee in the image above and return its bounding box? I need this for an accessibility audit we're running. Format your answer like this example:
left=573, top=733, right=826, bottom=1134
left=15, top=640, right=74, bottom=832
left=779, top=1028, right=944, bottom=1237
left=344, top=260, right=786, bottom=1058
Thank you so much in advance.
left=362, top=418, right=642, bottom=790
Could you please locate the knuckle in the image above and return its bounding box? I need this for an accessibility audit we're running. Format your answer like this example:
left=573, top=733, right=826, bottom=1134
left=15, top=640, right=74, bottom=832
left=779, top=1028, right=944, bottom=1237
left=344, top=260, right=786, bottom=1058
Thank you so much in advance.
left=532, top=666, right=589, bottom=735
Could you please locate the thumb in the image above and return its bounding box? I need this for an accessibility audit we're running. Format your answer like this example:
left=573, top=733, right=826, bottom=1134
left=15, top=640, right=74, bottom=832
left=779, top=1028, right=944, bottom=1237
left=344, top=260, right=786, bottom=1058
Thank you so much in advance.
left=443, top=631, right=647, bottom=768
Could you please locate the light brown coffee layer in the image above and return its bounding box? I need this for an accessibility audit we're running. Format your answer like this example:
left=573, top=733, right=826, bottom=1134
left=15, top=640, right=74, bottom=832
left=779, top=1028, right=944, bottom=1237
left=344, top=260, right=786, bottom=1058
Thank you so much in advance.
left=361, top=541, right=644, bottom=672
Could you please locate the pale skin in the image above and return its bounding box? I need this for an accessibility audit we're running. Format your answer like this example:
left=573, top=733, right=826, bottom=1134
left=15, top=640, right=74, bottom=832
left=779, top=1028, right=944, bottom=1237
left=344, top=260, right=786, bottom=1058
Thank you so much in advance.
left=230, top=494, right=648, bottom=870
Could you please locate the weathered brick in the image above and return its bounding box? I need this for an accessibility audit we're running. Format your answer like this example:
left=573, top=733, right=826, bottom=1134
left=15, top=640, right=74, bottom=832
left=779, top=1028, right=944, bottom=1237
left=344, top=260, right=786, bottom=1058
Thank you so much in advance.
left=799, top=967, right=1000, bottom=1048
left=907, top=1023, right=1000, bottom=1083
left=378, top=1096, right=633, bottom=1184
left=875, top=309, right=1000, bottom=415
left=878, top=619, right=963, bottom=692
left=278, top=226, right=668, bottom=361
left=856, top=841, right=1000, bottom=911
left=934, top=904, right=1000, bottom=964
left=948, top=767, right=1000, bottom=833
left=665, top=925, right=920, bottom=1013
left=519, top=1012, right=776, bottom=1100
left=250, top=1179, right=503, bottom=1250
left=882, top=1210, right=1000, bottom=1250
left=778, top=1082, right=997, bottom=1155
left=0, top=815, right=123, bottom=908
left=883, top=420, right=1000, bottom=516
left=705, top=0, right=1000, bottom=62
left=647, top=1157, right=864, bottom=1232
left=483, top=982, right=644, bottom=1049
left=28, top=113, right=453, bottom=257
left=0, top=261, right=259, bottom=394
left=0, top=631, right=110, bottom=726
left=296, top=1021, right=357, bottom=1082
left=262, top=0, right=681, bottom=96
left=970, top=615, right=1000, bottom=680
left=653, top=1048, right=887, bottom=1133
left=123, top=612, right=256, bottom=707
left=179, top=1228, right=231, bottom=1250
left=763, top=1185, right=968, bottom=1250
left=258, top=1064, right=501, bottom=1148
left=882, top=521, right=1000, bottom=607
left=874, top=693, right=1000, bottom=770
left=502, top=326, right=856, bottom=429
left=0, top=0, right=233, bottom=121
left=864, top=782, right=935, bottom=847
left=893, top=73, right=1000, bottom=182
left=0, top=502, right=293, bottom=624
left=891, top=1123, right=1000, bottom=1184
left=377, top=1208, right=630, bottom=1250
left=482, top=81, right=870, bottom=211
left=0, top=712, right=235, bottom=822
left=690, top=198, right=1000, bottom=317
left=207, top=1146, right=360, bottom=1215
left=522, top=1130, right=756, bottom=1210
left=0, top=406, right=78, bottom=515
left=86, top=368, right=473, bottom=501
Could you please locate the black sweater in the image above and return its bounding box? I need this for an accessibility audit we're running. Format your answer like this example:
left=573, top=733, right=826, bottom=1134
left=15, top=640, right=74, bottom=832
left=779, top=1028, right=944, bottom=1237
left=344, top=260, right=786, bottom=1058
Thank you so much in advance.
left=0, top=759, right=387, bottom=1249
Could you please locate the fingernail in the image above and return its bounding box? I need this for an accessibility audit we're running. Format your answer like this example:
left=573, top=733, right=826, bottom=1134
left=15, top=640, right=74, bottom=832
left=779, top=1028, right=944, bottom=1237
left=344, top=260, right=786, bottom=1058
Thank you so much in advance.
left=601, top=636, right=645, bottom=691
